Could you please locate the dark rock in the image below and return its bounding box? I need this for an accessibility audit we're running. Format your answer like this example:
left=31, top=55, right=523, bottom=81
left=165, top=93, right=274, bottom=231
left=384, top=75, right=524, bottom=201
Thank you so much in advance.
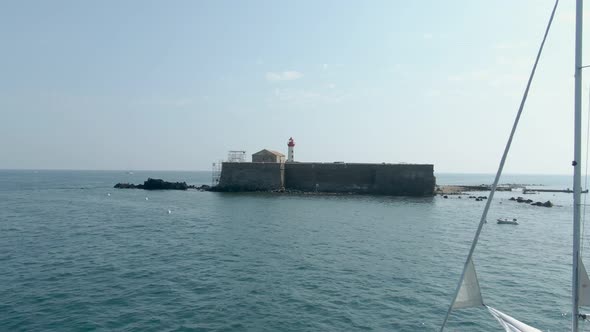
left=114, top=178, right=189, bottom=190
left=509, top=197, right=516, bottom=201
left=531, top=200, right=552, bottom=207
left=142, top=178, right=188, bottom=190
left=515, top=197, right=532, bottom=203
left=114, top=183, right=137, bottom=189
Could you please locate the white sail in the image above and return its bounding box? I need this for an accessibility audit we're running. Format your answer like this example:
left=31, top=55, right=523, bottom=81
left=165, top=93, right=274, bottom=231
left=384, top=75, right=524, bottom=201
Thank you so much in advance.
left=578, top=259, right=590, bottom=306
left=452, top=258, right=483, bottom=309
left=486, top=306, right=542, bottom=332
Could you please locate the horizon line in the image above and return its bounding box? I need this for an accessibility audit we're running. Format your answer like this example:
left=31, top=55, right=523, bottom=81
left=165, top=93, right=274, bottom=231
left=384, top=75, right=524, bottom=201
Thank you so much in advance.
left=0, top=167, right=573, bottom=176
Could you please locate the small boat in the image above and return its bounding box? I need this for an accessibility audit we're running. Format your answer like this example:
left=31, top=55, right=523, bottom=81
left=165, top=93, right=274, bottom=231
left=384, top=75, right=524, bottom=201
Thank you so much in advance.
left=497, top=218, right=518, bottom=225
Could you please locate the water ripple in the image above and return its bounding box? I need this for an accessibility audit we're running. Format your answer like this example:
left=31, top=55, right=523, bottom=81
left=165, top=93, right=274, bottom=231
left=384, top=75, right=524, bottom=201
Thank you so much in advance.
left=0, top=171, right=581, bottom=331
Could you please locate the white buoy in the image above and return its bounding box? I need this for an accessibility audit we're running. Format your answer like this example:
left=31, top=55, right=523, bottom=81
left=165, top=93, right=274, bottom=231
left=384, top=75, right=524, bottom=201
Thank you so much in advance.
left=107, top=193, right=111, bottom=196
left=167, top=209, right=172, bottom=214
left=145, top=197, right=149, bottom=201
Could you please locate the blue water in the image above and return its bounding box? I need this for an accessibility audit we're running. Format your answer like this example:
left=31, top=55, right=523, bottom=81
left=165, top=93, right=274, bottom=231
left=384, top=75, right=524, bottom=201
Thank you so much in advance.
left=0, top=170, right=586, bottom=331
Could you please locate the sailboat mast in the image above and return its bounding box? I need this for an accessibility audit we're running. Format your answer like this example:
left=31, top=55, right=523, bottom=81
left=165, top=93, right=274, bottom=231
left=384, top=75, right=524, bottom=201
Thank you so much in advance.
left=573, top=0, right=583, bottom=330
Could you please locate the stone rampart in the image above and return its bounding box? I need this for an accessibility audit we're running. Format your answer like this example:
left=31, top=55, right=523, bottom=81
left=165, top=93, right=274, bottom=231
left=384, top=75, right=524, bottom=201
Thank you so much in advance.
left=217, top=162, right=284, bottom=191
left=217, top=162, right=435, bottom=196
left=284, top=163, right=435, bottom=196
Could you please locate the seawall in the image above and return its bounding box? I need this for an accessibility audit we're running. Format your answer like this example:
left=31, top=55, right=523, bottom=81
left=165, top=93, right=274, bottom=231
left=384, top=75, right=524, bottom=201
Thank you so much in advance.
left=217, top=162, right=435, bottom=196
left=217, top=162, right=284, bottom=192
left=285, top=163, right=435, bottom=196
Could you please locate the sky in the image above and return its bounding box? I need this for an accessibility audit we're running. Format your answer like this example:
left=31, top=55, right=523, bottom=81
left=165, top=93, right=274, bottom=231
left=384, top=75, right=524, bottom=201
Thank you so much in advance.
left=1, top=0, right=589, bottom=174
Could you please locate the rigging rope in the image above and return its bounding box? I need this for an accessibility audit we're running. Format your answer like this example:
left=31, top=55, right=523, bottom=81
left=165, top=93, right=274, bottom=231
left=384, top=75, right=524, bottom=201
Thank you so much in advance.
left=439, top=0, right=559, bottom=330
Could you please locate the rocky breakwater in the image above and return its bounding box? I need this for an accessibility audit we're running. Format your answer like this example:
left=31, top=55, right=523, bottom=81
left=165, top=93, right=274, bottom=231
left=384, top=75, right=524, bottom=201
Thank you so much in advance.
left=509, top=196, right=553, bottom=207
left=115, top=178, right=211, bottom=191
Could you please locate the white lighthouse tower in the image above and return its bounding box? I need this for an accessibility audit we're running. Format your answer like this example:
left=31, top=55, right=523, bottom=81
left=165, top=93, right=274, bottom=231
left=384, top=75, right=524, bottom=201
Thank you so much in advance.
left=287, top=137, right=295, bottom=162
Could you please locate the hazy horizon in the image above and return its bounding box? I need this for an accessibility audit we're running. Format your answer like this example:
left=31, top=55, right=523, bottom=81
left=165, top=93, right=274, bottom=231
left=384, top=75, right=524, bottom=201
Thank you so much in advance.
left=2, top=1, right=589, bottom=174
left=0, top=167, right=574, bottom=177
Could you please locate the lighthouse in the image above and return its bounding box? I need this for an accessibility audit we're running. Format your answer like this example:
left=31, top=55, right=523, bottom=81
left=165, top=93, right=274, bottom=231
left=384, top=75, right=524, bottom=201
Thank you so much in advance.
left=287, top=137, right=295, bottom=162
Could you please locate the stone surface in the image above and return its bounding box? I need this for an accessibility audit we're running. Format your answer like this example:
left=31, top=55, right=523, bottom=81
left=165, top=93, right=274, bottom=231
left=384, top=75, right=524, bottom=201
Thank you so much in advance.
left=216, top=162, right=435, bottom=196
left=216, top=162, right=284, bottom=192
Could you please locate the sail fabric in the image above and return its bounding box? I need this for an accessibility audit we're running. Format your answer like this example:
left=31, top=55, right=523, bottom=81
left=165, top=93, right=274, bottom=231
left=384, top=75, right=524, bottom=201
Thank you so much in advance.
left=579, top=259, right=590, bottom=306
left=452, top=258, right=484, bottom=309
left=486, top=306, right=542, bottom=332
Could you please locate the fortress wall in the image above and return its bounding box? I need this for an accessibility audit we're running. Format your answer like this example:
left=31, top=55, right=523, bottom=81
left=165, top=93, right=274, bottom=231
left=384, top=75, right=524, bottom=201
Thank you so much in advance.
left=372, top=164, right=435, bottom=196
left=284, top=163, right=374, bottom=193
left=217, top=162, right=284, bottom=191
left=284, top=163, right=435, bottom=196
left=216, top=162, right=435, bottom=196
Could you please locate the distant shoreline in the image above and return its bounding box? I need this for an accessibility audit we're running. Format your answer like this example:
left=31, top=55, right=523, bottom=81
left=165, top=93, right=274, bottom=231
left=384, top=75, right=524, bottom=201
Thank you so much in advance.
left=436, top=184, right=526, bottom=195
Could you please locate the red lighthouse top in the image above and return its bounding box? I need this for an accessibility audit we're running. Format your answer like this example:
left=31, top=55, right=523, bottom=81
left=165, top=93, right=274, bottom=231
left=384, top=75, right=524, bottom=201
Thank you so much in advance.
left=288, top=137, right=295, bottom=147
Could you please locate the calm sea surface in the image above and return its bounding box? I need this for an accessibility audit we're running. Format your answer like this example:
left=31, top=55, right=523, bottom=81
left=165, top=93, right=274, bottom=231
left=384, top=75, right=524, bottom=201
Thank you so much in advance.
left=0, top=170, right=586, bottom=331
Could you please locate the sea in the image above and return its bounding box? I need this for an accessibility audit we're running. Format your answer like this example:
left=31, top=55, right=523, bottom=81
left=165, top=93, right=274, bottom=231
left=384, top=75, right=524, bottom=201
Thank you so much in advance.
left=0, top=170, right=586, bottom=331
